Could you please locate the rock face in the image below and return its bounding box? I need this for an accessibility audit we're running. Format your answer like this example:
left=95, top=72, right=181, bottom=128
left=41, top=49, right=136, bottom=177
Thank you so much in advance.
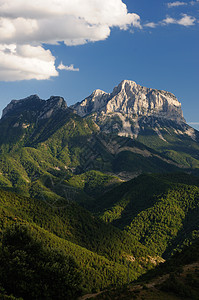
left=39, top=96, right=68, bottom=120
left=72, top=80, right=186, bottom=139
left=2, top=95, right=68, bottom=121
left=73, top=80, right=184, bottom=121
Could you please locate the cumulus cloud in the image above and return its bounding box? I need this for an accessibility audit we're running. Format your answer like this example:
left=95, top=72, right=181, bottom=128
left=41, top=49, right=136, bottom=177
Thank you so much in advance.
left=58, top=63, right=79, bottom=72
left=0, top=0, right=141, bottom=32
left=0, top=44, right=58, bottom=81
left=0, top=0, right=141, bottom=81
left=162, top=14, right=196, bottom=26
left=167, top=1, right=187, bottom=8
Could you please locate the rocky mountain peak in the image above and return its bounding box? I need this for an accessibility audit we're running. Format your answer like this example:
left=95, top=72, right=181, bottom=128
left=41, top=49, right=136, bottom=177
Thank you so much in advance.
left=1, top=95, right=44, bottom=119
left=72, top=80, right=186, bottom=139
left=72, top=80, right=185, bottom=122
left=112, top=80, right=137, bottom=95
left=71, top=89, right=110, bottom=117
left=91, top=89, right=107, bottom=97
left=39, top=96, right=67, bottom=119
left=47, top=96, right=67, bottom=107
left=1, top=95, right=68, bottom=120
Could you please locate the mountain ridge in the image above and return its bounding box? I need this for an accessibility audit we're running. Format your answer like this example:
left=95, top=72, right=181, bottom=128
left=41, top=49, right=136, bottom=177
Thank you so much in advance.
left=72, top=80, right=185, bottom=122
left=72, top=80, right=198, bottom=143
left=2, top=80, right=185, bottom=124
left=2, top=94, right=68, bottom=120
left=2, top=80, right=196, bottom=144
left=0, top=80, right=199, bottom=179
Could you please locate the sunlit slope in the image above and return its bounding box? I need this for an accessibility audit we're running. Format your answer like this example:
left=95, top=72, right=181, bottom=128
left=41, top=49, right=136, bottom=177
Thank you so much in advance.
left=92, top=173, right=199, bottom=257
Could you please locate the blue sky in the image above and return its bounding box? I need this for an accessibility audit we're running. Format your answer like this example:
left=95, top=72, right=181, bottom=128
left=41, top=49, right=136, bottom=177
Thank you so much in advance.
left=0, top=0, right=198, bottom=129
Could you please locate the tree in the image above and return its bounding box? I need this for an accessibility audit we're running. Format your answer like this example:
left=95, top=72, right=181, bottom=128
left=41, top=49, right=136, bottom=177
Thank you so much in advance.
left=0, top=224, right=82, bottom=300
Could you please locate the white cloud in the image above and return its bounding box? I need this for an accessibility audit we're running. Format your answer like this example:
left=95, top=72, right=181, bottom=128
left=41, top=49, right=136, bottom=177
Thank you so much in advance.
left=0, top=44, right=58, bottom=81
left=177, top=14, right=196, bottom=25
left=144, top=22, right=157, bottom=28
left=0, top=0, right=141, bottom=33
left=145, top=13, right=196, bottom=30
left=168, top=0, right=199, bottom=5
left=58, top=63, right=79, bottom=72
left=162, top=14, right=196, bottom=26
left=167, top=1, right=187, bottom=8
left=0, top=1, right=141, bottom=43
left=162, top=16, right=177, bottom=24
left=0, top=0, right=141, bottom=81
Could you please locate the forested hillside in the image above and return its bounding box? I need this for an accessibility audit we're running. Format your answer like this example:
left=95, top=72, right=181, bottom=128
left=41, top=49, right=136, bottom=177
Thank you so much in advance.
left=93, top=239, right=199, bottom=300
left=0, top=187, right=163, bottom=298
left=90, top=173, right=199, bottom=257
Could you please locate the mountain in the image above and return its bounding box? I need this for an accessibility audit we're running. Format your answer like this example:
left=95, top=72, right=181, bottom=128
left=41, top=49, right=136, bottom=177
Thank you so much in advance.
left=73, top=80, right=199, bottom=171
left=0, top=92, right=182, bottom=202
left=72, top=80, right=185, bottom=136
left=0, top=94, right=71, bottom=148
left=0, top=81, right=199, bottom=203
left=2, top=94, right=68, bottom=119
left=0, top=82, right=199, bottom=299
left=73, top=79, right=185, bottom=119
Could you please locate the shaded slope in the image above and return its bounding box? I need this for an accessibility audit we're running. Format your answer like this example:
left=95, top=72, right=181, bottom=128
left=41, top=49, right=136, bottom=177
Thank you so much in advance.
left=0, top=188, right=163, bottom=294
left=86, top=239, right=199, bottom=300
